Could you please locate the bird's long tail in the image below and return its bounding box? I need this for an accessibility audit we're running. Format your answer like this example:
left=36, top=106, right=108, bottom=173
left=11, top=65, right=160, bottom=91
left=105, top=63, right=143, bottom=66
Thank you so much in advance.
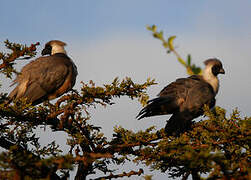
left=136, top=96, right=176, bottom=120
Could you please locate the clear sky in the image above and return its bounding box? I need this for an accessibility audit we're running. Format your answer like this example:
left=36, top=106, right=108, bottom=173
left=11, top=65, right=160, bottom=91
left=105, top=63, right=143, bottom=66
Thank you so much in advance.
left=1, top=0, right=251, bottom=179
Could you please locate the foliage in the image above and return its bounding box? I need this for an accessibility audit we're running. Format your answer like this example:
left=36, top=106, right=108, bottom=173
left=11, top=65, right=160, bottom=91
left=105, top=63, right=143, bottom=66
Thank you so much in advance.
left=0, top=40, right=39, bottom=79
left=0, top=34, right=250, bottom=180
left=147, top=25, right=201, bottom=75
left=129, top=106, right=250, bottom=180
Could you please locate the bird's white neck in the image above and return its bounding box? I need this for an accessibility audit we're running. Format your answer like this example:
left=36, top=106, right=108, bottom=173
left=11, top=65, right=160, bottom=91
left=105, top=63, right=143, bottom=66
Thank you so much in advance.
left=51, top=44, right=67, bottom=55
left=202, top=65, right=219, bottom=94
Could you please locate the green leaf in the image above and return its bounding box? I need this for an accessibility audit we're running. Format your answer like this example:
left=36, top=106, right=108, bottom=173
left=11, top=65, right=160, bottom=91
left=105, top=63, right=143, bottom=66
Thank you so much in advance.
left=187, top=54, right=191, bottom=66
left=146, top=25, right=151, bottom=31
left=168, top=36, right=176, bottom=51
left=152, top=25, right=157, bottom=32
left=146, top=25, right=157, bottom=32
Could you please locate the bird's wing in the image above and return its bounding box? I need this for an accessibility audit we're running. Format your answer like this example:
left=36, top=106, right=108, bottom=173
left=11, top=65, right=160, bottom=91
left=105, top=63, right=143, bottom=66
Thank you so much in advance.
left=137, top=77, right=192, bottom=119
left=137, top=75, right=215, bottom=120
left=160, top=75, right=215, bottom=112
left=158, top=76, right=196, bottom=97
left=164, top=77, right=216, bottom=135
left=183, top=75, right=216, bottom=114
left=13, top=54, right=73, bottom=103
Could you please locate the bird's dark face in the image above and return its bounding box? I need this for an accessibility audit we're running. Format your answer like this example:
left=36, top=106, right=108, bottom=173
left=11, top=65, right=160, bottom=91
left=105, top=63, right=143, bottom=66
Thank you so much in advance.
left=212, top=63, right=225, bottom=76
left=204, top=59, right=225, bottom=76
left=41, top=44, right=52, bottom=56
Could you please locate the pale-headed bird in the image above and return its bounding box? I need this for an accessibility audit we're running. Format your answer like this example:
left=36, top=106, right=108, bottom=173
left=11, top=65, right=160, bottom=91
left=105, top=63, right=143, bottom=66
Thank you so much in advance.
left=9, top=40, right=78, bottom=105
left=137, top=59, right=225, bottom=135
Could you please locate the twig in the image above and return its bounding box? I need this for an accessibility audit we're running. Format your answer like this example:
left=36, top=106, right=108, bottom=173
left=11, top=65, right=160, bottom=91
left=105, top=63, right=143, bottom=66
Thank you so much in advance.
left=92, top=169, right=144, bottom=180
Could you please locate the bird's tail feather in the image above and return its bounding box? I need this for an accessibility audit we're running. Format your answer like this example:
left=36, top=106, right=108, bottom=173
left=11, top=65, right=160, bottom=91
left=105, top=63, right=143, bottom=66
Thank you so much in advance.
left=136, top=97, right=176, bottom=120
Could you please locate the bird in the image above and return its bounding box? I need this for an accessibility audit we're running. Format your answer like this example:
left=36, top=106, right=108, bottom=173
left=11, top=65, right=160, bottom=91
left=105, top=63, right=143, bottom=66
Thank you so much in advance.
left=137, top=58, right=225, bottom=135
left=8, top=40, right=78, bottom=105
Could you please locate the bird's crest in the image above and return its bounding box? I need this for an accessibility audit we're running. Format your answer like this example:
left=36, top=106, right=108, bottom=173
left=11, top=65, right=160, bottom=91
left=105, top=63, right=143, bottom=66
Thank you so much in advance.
left=47, top=40, right=67, bottom=47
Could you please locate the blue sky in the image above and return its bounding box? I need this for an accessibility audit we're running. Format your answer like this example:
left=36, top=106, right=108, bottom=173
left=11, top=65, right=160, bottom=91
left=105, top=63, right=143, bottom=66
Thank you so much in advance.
left=2, top=0, right=250, bottom=42
left=1, top=1, right=201, bottom=40
left=1, top=1, right=251, bottom=179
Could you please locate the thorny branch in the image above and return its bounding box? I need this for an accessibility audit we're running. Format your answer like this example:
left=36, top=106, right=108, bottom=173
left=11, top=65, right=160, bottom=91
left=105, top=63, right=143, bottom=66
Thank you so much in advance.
left=0, top=40, right=39, bottom=78
left=91, top=169, right=144, bottom=180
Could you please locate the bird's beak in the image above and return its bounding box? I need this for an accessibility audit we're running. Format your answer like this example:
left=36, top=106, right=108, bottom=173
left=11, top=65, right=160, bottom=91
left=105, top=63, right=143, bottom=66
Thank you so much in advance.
left=219, top=68, right=225, bottom=74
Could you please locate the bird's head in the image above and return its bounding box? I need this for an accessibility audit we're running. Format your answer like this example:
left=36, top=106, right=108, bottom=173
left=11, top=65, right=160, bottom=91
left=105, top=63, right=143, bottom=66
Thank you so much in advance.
left=203, top=58, right=225, bottom=77
left=41, top=40, right=67, bottom=56
left=202, top=58, right=225, bottom=94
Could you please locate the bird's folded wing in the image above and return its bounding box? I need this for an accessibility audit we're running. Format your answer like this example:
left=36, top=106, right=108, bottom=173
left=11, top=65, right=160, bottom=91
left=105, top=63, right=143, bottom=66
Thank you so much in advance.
left=157, top=75, right=215, bottom=113
left=16, top=56, right=70, bottom=102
